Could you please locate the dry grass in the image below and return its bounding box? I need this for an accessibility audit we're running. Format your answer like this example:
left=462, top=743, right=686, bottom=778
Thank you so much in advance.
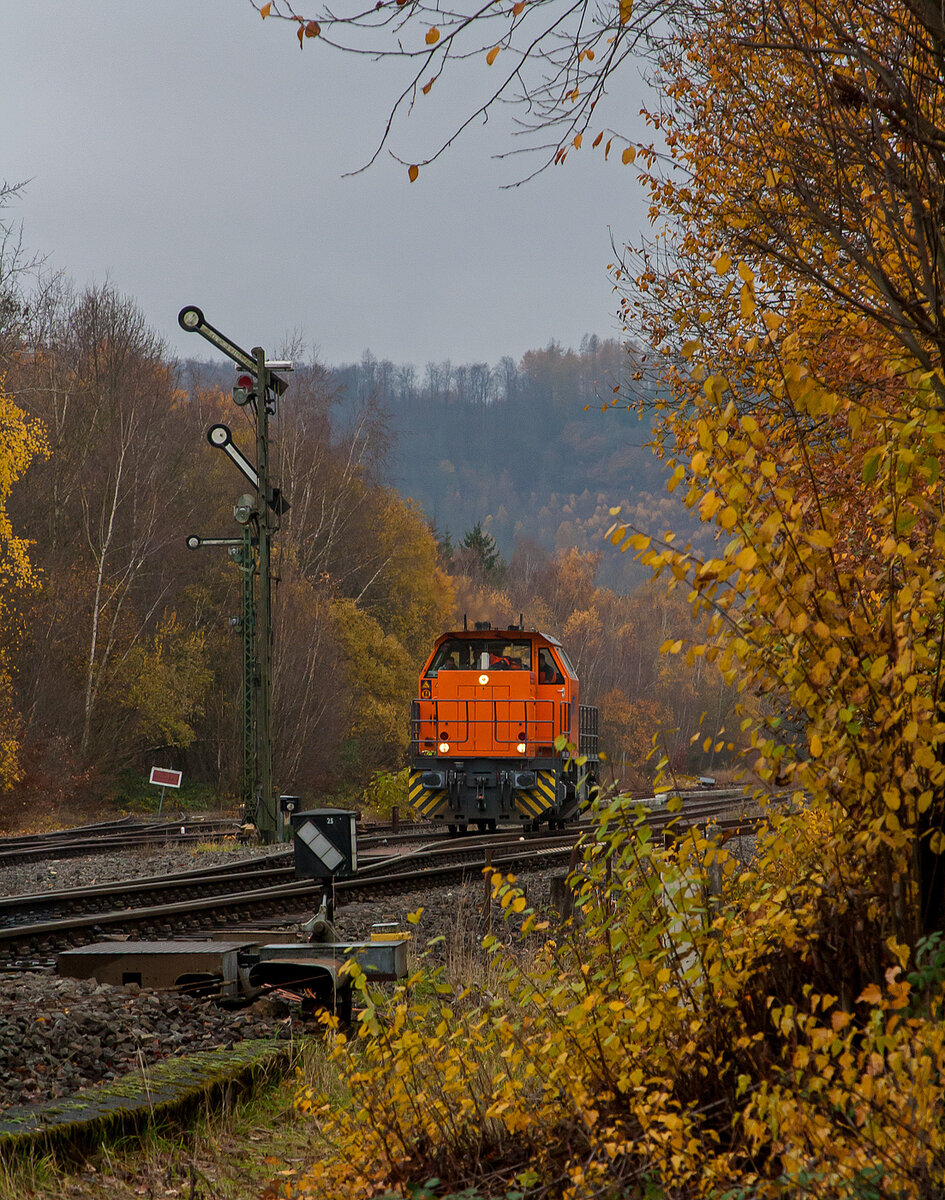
left=0, top=1041, right=336, bottom=1200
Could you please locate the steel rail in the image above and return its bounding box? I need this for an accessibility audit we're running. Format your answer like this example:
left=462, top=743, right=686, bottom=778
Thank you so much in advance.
left=0, top=809, right=768, bottom=970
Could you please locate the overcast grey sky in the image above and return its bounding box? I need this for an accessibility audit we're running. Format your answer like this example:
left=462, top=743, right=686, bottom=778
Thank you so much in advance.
left=3, top=2, right=650, bottom=370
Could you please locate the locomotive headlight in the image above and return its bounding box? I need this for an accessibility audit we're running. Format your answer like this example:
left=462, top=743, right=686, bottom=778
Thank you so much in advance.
left=479, top=674, right=489, bottom=685
left=517, top=742, right=527, bottom=754
left=438, top=742, right=450, bottom=754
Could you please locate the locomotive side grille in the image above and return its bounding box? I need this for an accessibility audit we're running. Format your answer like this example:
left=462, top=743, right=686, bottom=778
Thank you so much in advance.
left=579, top=705, right=600, bottom=758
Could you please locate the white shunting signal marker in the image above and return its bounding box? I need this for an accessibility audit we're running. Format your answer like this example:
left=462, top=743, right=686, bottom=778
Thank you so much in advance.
left=296, top=821, right=345, bottom=872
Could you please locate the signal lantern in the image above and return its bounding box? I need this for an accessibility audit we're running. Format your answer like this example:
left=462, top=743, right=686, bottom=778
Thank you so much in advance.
left=233, top=372, right=255, bottom=407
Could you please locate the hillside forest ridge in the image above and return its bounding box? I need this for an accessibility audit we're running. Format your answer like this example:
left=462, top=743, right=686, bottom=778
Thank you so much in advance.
left=0, top=295, right=736, bottom=827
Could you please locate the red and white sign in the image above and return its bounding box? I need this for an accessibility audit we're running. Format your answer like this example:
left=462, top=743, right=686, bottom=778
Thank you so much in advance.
left=149, top=767, right=183, bottom=789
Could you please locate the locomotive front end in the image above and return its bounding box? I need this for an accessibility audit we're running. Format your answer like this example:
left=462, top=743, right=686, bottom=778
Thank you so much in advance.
left=409, top=625, right=598, bottom=831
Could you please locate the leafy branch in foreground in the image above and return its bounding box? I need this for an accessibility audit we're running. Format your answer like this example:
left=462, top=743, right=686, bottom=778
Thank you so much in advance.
left=252, top=0, right=677, bottom=178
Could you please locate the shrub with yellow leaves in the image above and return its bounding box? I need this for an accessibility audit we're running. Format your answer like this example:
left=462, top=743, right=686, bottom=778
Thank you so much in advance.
left=285, top=782, right=945, bottom=1197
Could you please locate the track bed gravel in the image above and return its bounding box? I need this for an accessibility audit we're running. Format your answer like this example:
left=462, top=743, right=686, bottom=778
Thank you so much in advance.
left=0, top=827, right=758, bottom=1116
left=0, top=843, right=274, bottom=897
left=0, top=843, right=539, bottom=1114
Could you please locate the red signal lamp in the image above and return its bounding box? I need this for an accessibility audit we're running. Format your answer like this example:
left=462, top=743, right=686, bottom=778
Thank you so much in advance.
left=233, top=372, right=255, bottom=407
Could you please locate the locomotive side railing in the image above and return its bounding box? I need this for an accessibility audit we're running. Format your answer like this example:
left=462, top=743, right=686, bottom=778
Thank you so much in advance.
left=410, top=699, right=601, bottom=760
left=410, top=698, right=560, bottom=754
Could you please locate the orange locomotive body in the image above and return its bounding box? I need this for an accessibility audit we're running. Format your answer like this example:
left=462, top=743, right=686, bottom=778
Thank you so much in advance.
left=409, top=623, right=599, bottom=831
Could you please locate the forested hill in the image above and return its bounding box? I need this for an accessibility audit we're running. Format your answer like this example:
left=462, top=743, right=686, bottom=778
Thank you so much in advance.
left=184, top=336, right=703, bottom=588
left=331, top=337, right=700, bottom=587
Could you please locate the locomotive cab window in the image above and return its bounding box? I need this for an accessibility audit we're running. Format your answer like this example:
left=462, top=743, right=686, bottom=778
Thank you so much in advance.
left=425, top=637, right=532, bottom=675
left=538, top=648, right=565, bottom=685
left=486, top=640, right=531, bottom=670
left=550, top=644, right=577, bottom=679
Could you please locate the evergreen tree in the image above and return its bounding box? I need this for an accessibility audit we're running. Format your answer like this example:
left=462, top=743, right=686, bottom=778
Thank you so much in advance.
left=460, top=522, right=504, bottom=577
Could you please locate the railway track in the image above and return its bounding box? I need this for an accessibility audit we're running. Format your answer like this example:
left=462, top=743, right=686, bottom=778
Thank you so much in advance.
left=0, top=835, right=581, bottom=970
left=0, top=792, right=759, bottom=933
left=0, top=792, right=767, bottom=971
left=0, top=786, right=760, bottom=869
left=0, top=817, right=243, bottom=869
left=0, top=814, right=485, bottom=869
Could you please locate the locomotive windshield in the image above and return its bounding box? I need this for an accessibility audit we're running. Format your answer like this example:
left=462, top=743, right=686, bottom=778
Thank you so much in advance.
left=427, top=637, right=533, bottom=674
left=553, top=645, right=577, bottom=679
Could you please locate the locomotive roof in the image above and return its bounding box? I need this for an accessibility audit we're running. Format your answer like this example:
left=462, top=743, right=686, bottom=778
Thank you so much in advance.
left=437, top=627, right=563, bottom=647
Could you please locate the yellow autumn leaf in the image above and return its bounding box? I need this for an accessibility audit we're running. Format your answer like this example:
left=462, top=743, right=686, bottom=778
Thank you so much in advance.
left=622, top=146, right=636, bottom=165
left=426, top=26, right=440, bottom=44
left=713, top=252, right=731, bottom=274
left=573, top=133, right=582, bottom=149
left=740, top=282, right=755, bottom=319
left=408, top=164, right=419, bottom=182
left=619, top=0, right=633, bottom=23
left=809, top=732, right=823, bottom=758
left=699, top=492, right=722, bottom=519
left=858, top=982, right=883, bottom=1005
left=486, top=45, right=501, bottom=65
left=260, top=2, right=271, bottom=16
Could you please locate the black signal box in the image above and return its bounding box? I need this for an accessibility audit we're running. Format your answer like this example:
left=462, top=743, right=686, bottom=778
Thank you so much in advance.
left=291, top=808, right=358, bottom=880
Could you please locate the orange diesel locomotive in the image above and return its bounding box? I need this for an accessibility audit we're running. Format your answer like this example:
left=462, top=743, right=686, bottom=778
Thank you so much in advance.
left=409, top=622, right=599, bottom=831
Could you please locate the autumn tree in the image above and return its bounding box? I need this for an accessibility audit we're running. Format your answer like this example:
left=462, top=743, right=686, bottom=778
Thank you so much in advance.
left=270, top=356, right=453, bottom=791
left=598, top=0, right=945, bottom=946
left=7, top=284, right=204, bottom=769
left=0, top=379, right=46, bottom=795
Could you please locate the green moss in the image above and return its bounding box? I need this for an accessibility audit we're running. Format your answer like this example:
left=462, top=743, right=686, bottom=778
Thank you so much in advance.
left=0, top=1038, right=297, bottom=1163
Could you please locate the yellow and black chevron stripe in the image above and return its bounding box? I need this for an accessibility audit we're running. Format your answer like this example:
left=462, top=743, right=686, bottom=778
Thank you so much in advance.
left=515, top=769, right=557, bottom=819
left=409, top=770, right=448, bottom=819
